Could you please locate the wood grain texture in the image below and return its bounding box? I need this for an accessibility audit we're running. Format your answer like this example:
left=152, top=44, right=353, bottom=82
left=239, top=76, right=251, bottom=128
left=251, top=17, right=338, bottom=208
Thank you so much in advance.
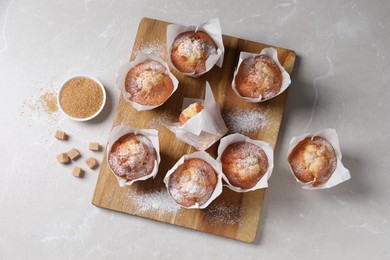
left=92, top=17, right=296, bottom=243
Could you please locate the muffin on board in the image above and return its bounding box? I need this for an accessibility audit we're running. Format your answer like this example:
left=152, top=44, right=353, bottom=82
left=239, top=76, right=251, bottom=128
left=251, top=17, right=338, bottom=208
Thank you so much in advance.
left=217, top=133, right=274, bottom=192
left=167, top=18, right=224, bottom=77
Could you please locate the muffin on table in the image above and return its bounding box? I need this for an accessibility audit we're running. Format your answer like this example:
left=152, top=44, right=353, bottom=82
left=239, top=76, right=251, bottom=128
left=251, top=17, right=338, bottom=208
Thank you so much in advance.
left=288, top=136, right=337, bottom=187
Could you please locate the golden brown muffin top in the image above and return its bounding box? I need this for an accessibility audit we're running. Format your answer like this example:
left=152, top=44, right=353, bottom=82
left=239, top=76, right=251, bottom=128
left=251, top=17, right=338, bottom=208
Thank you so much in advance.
left=288, top=136, right=337, bottom=187
left=221, top=142, right=268, bottom=189
left=168, top=158, right=217, bottom=207
left=171, top=31, right=218, bottom=74
left=108, top=133, right=157, bottom=181
left=235, top=55, right=282, bottom=100
left=125, top=60, right=173, bottom=106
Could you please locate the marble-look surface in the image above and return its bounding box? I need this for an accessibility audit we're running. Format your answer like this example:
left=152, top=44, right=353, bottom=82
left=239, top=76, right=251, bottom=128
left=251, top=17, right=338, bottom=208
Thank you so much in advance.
left=0, top=0, right=389, bottom=259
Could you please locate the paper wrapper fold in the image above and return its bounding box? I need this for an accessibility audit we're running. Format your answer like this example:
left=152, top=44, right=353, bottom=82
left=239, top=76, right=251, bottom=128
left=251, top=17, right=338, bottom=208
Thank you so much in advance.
left=116, top=52, right=179, bottom=111
left=166, top=18, right=224, bottom=77
left=163, top=151, right=223, bottom=209
left=287, top=128, right=351, bottom=189
left=216, top=133, right=274, bottom=192
left=165, top=82, right=228, bottom=151
left=231, top=47, right=291, bottom=102
left=106, top=125, right=161, bottom=187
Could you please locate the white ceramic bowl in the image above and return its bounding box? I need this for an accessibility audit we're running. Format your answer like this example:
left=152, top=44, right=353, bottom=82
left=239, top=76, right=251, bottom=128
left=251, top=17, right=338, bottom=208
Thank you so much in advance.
left=57, top=74, right=106, bottom=121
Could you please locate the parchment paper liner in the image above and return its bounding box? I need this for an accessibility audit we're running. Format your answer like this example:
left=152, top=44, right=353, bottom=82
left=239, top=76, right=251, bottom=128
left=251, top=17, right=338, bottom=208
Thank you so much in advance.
left=231, top=47, right=291, bottom=102
left=165, top=82, right=228, bottom=151
left=216, top=133, right=274, bottom=192
left=106, top=125, right=161, bottom=187
left=287, top=128, right=351, bottom=189
left=166, top=18, right=224, bottom=77
left=116, top=52, right=179, bottom=111
left=163, top=151, right=223, bottom=209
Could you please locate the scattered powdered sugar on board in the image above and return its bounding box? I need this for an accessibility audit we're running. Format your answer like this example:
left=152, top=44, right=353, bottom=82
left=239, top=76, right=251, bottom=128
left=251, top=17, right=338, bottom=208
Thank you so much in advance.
left=134, top=41, right=167, bottom=59
left=223, top=108, right=270, bottom=134
left=147, top=110, right=175, bottom=129
left=205, top=202, right=246, bottom=226
left=127, top=188, right=182, bottom=214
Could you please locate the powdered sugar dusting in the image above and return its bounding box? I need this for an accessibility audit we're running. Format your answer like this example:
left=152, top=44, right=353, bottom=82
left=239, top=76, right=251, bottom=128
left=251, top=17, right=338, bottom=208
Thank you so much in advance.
left=134, top=41, right=167, bottom=59
left=178, top=38, right=203, bottom=58
left=108, top=134, right=156, bottom=179
left=128, top=188, right=182, bottom=214
left=147, top=110, right=175, bottom=129
left=174, top=33, right=217, bottom=60
left=236, top=155, right=262, bottom=176
left=128, top=61, right=167, bottom=95
left=205, top=202, right=246, bottom=226
left=169, top=167, right=212, bottom=206
left=223, top=108, right=270, bottom=134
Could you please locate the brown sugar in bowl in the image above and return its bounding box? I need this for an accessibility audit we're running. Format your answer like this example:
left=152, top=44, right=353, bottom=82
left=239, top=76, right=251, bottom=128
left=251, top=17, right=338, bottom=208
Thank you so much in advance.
left=58, top=75, right=106, bottom=121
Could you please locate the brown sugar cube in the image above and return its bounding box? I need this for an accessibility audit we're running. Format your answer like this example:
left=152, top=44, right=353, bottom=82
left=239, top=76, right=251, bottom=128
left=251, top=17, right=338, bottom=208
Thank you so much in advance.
left=67, top=148, right=80, bottom=160
left=55, top=130, right=68, bottom=140
left=85, top=157, right=98, bottom=169
left=57, top=153, right=70, bottom=164
left=72, top=167, right=84, bottom=177
left=88, top=142, right=100, bottom=151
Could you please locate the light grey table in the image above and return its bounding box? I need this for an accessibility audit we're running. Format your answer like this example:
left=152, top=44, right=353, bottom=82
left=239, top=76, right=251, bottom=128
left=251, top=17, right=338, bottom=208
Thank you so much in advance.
left=0, top=0, right=388, bottom=259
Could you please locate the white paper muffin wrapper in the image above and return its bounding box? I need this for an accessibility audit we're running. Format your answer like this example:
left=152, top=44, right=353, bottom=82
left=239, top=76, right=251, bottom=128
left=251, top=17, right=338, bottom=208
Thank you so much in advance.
left=216, top=133, right=274, bottom=192
left=116, top=52, right=179, bottom=111
left=163, top=151, right=223, bottom=209
left=166, top=18, right=224, bottom=77
left=287, top=128, right=351, bottom=189
left=231, top=47, right=292, bottom=102
left=165, top=82, right=228, bottom=151
left=106, top=125, right=161, bottom=187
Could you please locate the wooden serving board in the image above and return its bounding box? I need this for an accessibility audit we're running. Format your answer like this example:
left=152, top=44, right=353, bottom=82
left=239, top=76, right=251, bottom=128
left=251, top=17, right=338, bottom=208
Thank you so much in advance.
left=92, top=17, right=296, bottom=243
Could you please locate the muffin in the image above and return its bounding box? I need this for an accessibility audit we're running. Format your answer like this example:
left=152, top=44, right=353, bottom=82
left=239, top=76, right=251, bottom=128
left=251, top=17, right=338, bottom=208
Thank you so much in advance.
left=125, top=60, right=174, bottom=106
left=179, top=102, right=204, bottom=125
left=235, top=55, right=282, bottom=100
left=168, top=158, right=218, bottom=207
left=288, top=136, right=337, bottom=187
left=221, top=142, right=269, bottom=189
left=171, top=31, right=218, bottom=74
left=108, top=133, right=157, bottom=182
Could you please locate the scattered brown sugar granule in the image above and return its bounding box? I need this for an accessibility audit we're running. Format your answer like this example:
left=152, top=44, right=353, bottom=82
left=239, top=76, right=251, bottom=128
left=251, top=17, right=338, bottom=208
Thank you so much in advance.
left=85, top=157, right=99, bottom=169
left=67, top=148, right=80, bottom=160
left=88, top=142, right=100, bottom=151
left=57, top=153, right=70, bottom=164
left=55, top=130, right=68, bottom=140
left=39, top=91, right=58, bottom=113
left=59, top=77, right=103, bottom=119
left=72, top=167, right=84, bottom=178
